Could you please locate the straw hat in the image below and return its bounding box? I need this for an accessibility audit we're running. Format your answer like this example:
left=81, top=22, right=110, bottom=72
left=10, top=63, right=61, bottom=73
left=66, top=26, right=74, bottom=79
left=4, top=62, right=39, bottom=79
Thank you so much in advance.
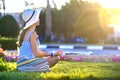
left=22, top=8, right=42, bottom=29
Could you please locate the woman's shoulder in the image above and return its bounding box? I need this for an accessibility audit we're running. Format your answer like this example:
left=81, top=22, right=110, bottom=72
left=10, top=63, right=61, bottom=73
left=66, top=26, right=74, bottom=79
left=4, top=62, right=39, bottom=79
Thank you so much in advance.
left=27, top=30, right=36, bottom=36
left=23, top=30, right=35, bottom=41
left=30, top=31, right=38, bottom=39
left=30, top=31, right=37, bottom=36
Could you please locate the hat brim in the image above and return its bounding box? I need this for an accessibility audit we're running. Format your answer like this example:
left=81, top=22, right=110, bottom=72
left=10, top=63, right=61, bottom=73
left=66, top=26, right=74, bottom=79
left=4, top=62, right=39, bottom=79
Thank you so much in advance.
left=23, top=8, right=42, bottom=30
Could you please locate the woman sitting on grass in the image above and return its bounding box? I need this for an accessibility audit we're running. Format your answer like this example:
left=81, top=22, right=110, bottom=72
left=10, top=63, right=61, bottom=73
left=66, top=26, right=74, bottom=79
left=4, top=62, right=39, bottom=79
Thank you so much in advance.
left=17, top=8, right=63, bottom=72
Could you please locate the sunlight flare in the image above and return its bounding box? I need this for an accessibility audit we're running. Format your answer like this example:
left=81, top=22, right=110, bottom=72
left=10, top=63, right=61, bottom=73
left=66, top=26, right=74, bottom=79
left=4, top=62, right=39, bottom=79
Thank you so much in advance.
left=97, top=0, right=120, bottom=8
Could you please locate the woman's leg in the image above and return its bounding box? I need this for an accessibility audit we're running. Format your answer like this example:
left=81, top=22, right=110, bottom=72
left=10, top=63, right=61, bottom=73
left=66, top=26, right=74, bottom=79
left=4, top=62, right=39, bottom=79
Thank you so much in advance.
left=47, top=56, right=60, bottom=68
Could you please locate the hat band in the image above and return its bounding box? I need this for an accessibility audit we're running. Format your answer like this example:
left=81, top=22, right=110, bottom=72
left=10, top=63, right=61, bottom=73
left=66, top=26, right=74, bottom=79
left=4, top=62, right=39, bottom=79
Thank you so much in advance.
left=25, top=10, right=35, bottom=23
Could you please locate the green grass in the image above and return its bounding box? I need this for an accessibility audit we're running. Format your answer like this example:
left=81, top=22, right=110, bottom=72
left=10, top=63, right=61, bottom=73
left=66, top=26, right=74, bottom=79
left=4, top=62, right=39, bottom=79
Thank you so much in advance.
left=0, top=61, right=120, bottom=80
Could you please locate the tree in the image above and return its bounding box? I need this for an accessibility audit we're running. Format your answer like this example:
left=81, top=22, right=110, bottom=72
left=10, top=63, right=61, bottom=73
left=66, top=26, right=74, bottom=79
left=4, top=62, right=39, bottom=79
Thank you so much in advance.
left=60, top=0, right=110, bottom=43
left=60, top=0, right=81, bottom=39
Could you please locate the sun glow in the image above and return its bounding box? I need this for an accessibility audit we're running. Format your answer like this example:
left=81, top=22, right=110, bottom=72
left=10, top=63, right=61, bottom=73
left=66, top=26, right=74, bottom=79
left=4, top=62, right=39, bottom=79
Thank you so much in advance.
left=97, top=0, right=120, bottom=8
left=97, top=0, right=120, bottom=32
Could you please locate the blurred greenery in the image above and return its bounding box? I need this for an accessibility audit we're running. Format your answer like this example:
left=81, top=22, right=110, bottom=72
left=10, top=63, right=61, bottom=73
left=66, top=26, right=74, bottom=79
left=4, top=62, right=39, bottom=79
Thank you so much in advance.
left=0, top=58, right=16, bottom=71
left=36, top=0, right=114, bottom=43
left=0, top=37, right=17, bottom=50
left=0, top=0, right=116, bottom=44
left=0, top=15, right=20, bottom=37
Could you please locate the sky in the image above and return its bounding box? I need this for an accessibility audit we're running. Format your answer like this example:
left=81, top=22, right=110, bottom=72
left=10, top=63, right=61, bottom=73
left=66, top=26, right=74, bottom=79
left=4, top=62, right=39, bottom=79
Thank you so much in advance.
left=4, top=0, right=70, bottom=13
left=97, top=0, right=120, bottom=8
left=3, top=0, right=120, bottom=13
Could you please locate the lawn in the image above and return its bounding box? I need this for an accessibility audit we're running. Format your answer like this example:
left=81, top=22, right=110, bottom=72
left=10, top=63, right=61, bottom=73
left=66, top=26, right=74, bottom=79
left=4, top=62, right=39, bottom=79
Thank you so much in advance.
left=0, top=61, right=120, bottom=80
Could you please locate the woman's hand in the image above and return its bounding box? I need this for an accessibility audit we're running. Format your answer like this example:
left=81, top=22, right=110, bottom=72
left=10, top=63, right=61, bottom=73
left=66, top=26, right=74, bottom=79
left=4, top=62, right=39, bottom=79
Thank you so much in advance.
left=54, top=50, right=63, bottom=56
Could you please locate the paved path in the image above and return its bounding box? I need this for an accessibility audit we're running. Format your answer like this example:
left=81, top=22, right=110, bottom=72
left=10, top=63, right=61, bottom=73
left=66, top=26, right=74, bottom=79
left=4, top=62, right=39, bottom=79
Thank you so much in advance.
left=39, top=44, right=120, bottom=55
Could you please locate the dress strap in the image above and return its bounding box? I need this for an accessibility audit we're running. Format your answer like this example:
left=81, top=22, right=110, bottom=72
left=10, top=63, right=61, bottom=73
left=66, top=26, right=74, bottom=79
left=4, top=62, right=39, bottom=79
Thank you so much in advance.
left=26, top=30, right=34, bottom=41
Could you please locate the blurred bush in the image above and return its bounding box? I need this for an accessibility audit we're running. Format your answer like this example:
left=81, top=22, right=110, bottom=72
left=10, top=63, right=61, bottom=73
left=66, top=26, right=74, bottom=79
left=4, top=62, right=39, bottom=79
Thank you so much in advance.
left=0, top=58, right=16, bottom=71
left=0, top=37, right=17, bottom=50
left=0, top=15, right=20, bottom=37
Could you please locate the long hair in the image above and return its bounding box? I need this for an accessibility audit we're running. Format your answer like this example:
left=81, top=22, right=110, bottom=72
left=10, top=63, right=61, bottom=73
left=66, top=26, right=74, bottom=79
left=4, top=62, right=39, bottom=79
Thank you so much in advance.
left=17, top=27, right=27, bottom=47
left=17, top=22, right=27, bottom=47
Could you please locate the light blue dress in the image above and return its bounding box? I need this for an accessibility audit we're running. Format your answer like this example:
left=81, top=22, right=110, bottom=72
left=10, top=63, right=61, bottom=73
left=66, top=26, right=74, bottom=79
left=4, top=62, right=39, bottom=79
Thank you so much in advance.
left=19, top=30, right=35, bottom=59
left=17, top=30, right=50, bottom=72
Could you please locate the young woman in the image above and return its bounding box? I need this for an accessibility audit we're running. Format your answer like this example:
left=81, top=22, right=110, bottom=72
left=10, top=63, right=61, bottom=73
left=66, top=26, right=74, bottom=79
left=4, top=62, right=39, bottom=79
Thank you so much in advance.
left=17, top=8, right=63, bottom=72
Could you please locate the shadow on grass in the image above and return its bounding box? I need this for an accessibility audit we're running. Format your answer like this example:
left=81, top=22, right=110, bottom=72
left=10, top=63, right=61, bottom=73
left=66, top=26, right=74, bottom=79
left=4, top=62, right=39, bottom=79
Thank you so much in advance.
left=98, top=63, right=120, bottom=72
left=69, top=75, right=120, bottom=80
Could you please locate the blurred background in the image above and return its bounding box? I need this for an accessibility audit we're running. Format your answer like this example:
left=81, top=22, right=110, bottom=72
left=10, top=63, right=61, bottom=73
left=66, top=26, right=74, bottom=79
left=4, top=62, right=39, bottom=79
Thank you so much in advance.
left=0, top=0, right=120, bottom=50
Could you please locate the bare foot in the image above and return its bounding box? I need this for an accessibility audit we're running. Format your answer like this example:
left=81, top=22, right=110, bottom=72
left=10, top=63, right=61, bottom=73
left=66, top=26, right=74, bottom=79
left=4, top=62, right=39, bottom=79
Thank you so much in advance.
left=54, top=50, right=63, bottom=56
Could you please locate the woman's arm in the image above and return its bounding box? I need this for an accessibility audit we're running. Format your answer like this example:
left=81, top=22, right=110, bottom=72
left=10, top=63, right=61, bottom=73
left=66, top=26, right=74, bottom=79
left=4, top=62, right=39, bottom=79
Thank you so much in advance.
left=30, top=32, right=50, bottom=58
